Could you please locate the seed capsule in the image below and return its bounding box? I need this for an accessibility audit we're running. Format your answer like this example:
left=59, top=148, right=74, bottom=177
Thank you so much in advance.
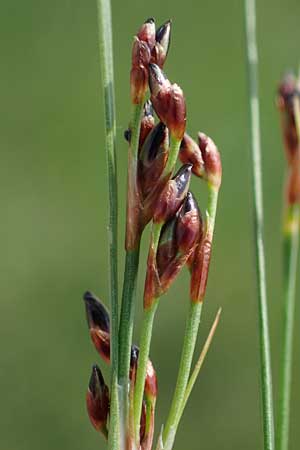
left=277, top=73, right=300, bottom=167
left=86, top=365, right=109, bottom=434
left=83, top=291, right=110, bottom=363
left=130, top=38, right=151, bottom=104
left=137, top=18, right=156, bottom=51
left=198, top=132, right=222, bottom=189
left=149, top=64, right=186, bottom=141
left=138, top=122, right=169, bottom=197
left=179, top=133, right=205, bottom=178
left=153, top=164, right=192, bottom=223
left=151, top=20, right=172, bottom=68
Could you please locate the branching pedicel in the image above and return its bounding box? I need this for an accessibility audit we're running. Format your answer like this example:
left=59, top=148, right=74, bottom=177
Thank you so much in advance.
left=83, top=18, right=222, bottom=450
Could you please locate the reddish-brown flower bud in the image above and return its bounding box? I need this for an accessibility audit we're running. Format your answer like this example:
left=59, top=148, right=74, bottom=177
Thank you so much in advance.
left=176, top=192, right=203, bottom=255
left=285, top=164, right=300, bottom=205
left=138, top=121, right=169, bottom=197
left=145, top=360, right=158, bottom=400
left=156, top=213, right=178, bottom=277
left=137, top=18, right=156, bottom=51
left=151, top=20, right=172, bottom=68
left=83, top=291, right=110, bottom=363
left=190, top=237, right=212, bottom=303
left=130, top=38, right=151, bottom=104
left=198, top=132, right=222, bottom=189
left=179, top=133, right=205, bottom=178
left=86, top=365, right=109, bottom=434
left=277, top=73, right=300, bottom=166
left=140, top=400, right=147, bottom=444
left=149, top=64, right=186, bottom=140
left=153, top=164, right=192, bottom=223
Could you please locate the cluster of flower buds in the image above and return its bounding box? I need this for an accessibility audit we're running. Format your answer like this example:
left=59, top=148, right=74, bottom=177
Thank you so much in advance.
left=144, top=190, right=202, bottom=308
left=83, top=291, right=157, bottom=446
left=130, top=19, right=171, bottom=104
left=179, top=132, right=222, bottom=189
left=277, top=73, right=300, bottom=205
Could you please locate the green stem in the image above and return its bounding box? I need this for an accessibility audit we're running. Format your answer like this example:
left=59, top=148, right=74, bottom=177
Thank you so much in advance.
left=277, top=205, right=299, bottom=450
left=162, top=302, right=203, bottom=448
left=133, top=301, right=159, bottom=442
left=177, top=307, right=221, bottom=426
left=163, top=134, right=181, bottom=177
left=162, top=186, right=219, bottom=449
left=244, top=2, right=275, bottom=450
left=96, top=0, right=119, bottom=449
left=118, top=246, right=140, bottom=443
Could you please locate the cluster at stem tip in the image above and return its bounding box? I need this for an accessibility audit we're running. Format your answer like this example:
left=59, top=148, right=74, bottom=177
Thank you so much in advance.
left=83, top=16, right=222, bottom=450
left=277, top=72, right=300, bottom=207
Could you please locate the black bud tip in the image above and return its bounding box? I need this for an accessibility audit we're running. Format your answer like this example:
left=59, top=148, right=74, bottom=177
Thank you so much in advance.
left=83, top=291, right=110, bottom=332
left=89, top=364, right=105, bottom=396
left=143, top=100, right=153, bottom=117
left=149, top=63, right=167, bottom=89
left=174, top=164, right=193, bottom=196
left=155, top=19, right=172, bottom=42
left=145, top=17, right=155, bottom=24
left=130, top=344, right=140, bottom=365
left=182, top=191, right=198, bottom=214
left=124, top=129, right=131, bottom=142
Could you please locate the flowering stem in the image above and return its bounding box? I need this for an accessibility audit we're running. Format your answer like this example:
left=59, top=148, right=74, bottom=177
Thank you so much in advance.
left=277, top=95, right=300, bottom=450
left=133, top=300, right=159, bottom=443
left=277, top=205, right=299, bottom=450
left=96, top=0, right=119, bottom=448
left=244, top=1, right=275, bottom=449
left=118, top=101, right=144, bottom=446
left=162, top=185, right=219, bottom=449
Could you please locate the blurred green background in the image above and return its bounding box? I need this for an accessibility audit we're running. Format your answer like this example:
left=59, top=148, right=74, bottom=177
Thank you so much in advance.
left=1, top=0, right=300, bottom=449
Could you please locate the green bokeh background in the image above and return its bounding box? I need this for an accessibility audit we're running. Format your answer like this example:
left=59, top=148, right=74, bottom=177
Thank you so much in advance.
left=1, top=0, right=300, bottom=449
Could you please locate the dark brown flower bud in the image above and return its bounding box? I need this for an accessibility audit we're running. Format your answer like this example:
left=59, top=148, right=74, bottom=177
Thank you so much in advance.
left=151, top=20, right=172, bottom=68
left=190, top=237, right=212, bottom=303
left=149, top=64, right=186, bottom=141
left=139, top=100, right=155, bottom=149
left=137, top=18, right=156, bottom=51
left=198, top=132, right=222, bottom=189
left=83, top=291, right=110, bottom=363
left=138, top=122, right=169, bottom=197
left=176, top=192, right=202, bottom=255
left=179, top=133, right=205, bottom=178
left=130, top=38, right=151, bottom=104
left=153, top=164, right=192, bottom=223
left=156, top=214, right=178, bottom=277
left=277, top=73, right=300, bottom=166
left=86, top=365, right=109, bottom=435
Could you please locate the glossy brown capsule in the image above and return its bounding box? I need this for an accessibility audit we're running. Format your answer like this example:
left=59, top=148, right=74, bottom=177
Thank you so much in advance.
left=86, top=365, right=109, bottom=434
left=179, top=133, right=205, bottom=178
left=151, top=20, right=172, bottom=68
left=198, top=132, right=222, bottom=189
left=149, top=64, right=186, bottom=141
left=83, top=292, right=110, bottom=363
left=153, top=164, right=192, bottom=224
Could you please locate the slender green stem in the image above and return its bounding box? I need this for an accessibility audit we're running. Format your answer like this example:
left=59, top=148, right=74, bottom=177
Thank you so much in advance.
left=96, top=0, right=119, bottom=449
left=118, top=99, right=145, bottom=446
left=176, top=308, right=221, bottom=429
left=133, top=301, right=158, bottom=441
left=163, top=186, right=219, bottom=449
left=162, top=302, right=203, bottom=448
left=244, top=2, right=275, bottom=450
left=277, top=205, right=299, bottom=450
left=118, top=246, right=140, bottom=443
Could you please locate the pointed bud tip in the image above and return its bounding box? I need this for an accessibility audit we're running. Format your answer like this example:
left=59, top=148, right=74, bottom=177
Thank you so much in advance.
left=145, top=17, right=155, bottom=24
left=89, top=364, right=105, bottom=395
left=182, top=191, right=198, bottom=214
left=83, top=291, right=110, bottom=333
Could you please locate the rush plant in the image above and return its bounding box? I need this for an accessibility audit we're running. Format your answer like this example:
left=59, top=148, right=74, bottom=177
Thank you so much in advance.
left=83, top=5, right=222, bottom=450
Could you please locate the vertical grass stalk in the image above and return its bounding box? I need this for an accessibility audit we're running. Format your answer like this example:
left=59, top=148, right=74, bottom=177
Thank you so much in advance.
left=96, top=0, right=119, bottom=449
left=244, top=1, right=275, bottom=449
left=277, top=97, right=300, bottom=450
